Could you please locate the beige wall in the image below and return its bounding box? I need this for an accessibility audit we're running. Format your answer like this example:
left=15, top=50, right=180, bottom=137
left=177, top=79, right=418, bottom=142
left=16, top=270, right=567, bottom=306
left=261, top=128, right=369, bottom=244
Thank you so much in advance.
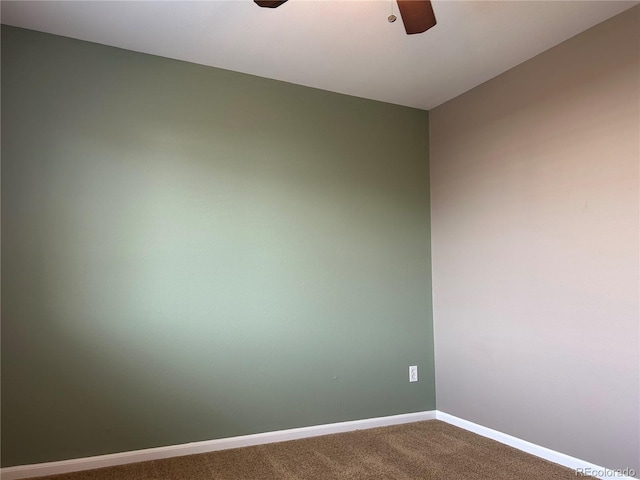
left=430, top=6, right=639, bottom=474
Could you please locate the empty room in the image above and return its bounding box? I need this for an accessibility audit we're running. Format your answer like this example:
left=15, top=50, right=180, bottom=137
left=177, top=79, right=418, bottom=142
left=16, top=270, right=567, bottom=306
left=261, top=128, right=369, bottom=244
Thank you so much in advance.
left=1, top=1, right=638, bottom=479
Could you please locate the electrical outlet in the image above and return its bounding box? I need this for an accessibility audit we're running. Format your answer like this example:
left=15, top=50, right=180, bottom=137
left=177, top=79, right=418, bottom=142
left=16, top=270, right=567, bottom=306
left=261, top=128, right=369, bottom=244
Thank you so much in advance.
left=409, top=365, right=418, bottom=382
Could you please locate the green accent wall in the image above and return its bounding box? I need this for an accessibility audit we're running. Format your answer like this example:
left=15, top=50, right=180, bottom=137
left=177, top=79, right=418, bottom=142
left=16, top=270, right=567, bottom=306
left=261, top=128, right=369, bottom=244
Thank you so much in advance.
left=1, top=25, right=434, bottom=467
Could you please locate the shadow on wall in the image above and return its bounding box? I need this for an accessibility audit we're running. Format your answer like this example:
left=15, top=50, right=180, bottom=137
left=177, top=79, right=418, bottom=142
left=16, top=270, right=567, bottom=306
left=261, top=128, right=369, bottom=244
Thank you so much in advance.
left=1, top=25, right=433, bottom=467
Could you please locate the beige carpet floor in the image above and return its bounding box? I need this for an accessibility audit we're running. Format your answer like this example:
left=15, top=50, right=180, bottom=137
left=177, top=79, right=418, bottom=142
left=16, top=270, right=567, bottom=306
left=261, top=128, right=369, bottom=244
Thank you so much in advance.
left=34, top=420, right=595, bottom=479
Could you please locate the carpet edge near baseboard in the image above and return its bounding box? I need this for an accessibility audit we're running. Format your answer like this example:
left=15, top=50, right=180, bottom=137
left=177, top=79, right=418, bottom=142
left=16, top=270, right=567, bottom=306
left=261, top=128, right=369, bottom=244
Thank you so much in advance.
left=0, top=411, right=437, bottom=480
left=435, top=412, right=636, bottom=480
left=2, top=411, right=634, bottom=480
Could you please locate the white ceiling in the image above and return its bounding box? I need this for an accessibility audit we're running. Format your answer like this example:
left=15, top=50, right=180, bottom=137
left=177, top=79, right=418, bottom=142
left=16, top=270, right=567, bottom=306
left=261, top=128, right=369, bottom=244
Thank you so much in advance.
left=1, top=0, right=637, bottom=110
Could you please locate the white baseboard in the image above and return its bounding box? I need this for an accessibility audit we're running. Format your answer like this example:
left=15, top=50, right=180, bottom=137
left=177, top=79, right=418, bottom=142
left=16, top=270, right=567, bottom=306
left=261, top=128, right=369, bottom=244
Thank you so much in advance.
left=0, top=411, right=436, bottom=480
left=4, top=410, right=635, bottom=480
left=436, top=411, right=637, bottom=480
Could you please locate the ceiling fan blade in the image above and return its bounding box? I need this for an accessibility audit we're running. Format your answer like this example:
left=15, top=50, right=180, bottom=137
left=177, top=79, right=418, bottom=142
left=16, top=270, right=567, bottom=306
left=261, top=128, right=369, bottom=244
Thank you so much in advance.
left=254, top=0, right=288, bottom=7
left=396, top=0, right=436, bottom=35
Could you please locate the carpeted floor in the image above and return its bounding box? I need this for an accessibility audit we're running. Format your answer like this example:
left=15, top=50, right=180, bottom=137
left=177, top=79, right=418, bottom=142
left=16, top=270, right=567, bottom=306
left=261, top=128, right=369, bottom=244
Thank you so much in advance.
left=34, top=420, right=595, bottom=479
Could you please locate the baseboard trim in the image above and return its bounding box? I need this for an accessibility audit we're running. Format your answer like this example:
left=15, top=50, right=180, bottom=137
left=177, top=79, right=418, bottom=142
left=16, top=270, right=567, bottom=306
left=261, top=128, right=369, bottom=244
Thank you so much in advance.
left=436, top=411, right=637, bottom=480
left=0, top=411, right=437, bottom=480
left=4, top=410, right=634, bottom=480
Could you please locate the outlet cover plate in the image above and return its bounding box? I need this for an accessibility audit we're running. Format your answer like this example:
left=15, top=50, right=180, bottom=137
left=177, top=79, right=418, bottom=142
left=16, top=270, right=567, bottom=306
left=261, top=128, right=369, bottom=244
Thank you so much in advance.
left=409, top=365, right=418, bottom=382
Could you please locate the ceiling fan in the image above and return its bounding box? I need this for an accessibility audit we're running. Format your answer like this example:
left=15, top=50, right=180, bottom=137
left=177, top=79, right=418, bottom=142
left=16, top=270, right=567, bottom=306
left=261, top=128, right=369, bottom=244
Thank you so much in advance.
left=254, top=0, right=437, bottom=35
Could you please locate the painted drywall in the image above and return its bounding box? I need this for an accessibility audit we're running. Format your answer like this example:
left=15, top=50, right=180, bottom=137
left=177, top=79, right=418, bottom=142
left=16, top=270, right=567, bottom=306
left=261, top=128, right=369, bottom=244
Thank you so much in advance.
left=1, top=25, right=434, bottom=467
left=430, top=6, right=639, bottom=475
